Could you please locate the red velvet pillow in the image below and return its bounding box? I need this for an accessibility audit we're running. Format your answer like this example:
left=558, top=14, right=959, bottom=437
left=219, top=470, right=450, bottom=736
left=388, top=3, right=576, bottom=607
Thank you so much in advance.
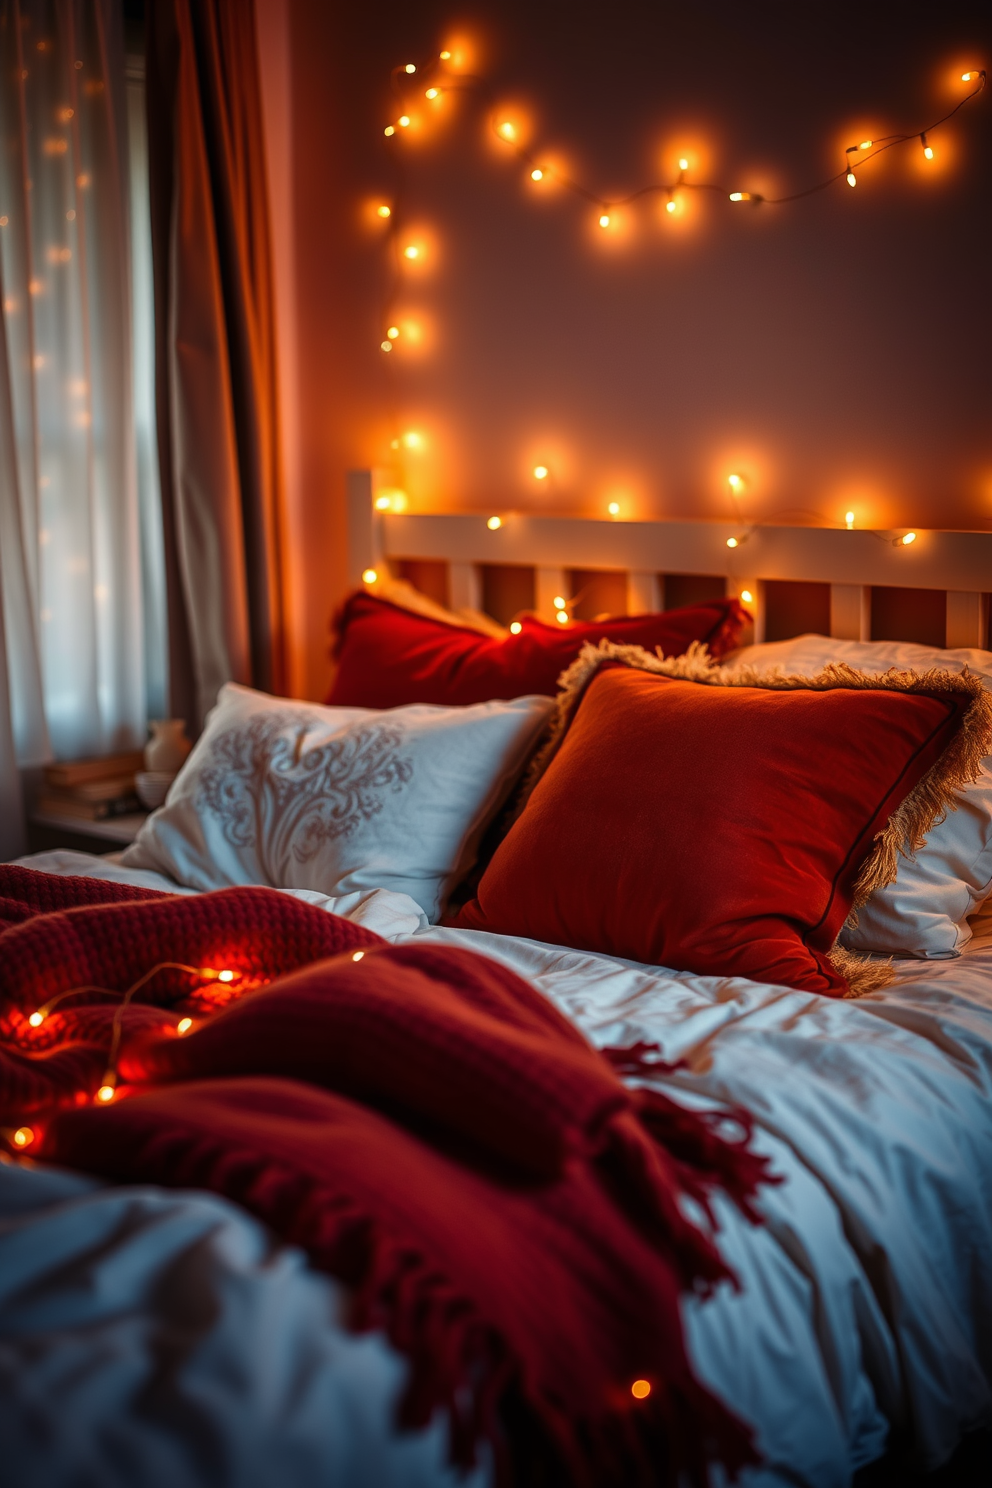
left=327, top=590, right=747, bottom=708
left=449, top=647, right=991, bottom=996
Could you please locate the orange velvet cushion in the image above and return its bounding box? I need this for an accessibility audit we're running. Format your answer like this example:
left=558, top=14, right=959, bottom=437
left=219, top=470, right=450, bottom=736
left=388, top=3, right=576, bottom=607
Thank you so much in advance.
left=450, top=659, right=977, bottom=995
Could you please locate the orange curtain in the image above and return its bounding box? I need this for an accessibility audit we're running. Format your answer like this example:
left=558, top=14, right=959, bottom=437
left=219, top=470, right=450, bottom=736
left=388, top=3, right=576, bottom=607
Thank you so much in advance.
left=146, top=0, right=287, bottom=729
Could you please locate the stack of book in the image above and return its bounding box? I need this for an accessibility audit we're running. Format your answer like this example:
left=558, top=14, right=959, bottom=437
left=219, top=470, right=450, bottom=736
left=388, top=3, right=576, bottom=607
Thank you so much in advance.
left=36, top=751, right=145, bottom=822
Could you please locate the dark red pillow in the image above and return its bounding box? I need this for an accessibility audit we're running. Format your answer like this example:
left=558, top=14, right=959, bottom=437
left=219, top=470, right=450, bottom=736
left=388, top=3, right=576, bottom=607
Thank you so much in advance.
left=449, top=648, right=990, bottom=996
left=327, top=591, right=747, bottom=708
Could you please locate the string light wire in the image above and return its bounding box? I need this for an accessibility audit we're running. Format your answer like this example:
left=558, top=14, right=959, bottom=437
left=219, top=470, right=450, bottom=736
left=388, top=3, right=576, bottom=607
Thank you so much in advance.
left=14, top=962, right=243, bottom=1114
left=97, top=963, right=242, bottom=1099
left=24, top=962, right=237, bottom=1032
left=4, top=941, right=374, bottom=1140
left=380, top=56, right=985, bottom=226
left=373, top=52, right=985, bottom=473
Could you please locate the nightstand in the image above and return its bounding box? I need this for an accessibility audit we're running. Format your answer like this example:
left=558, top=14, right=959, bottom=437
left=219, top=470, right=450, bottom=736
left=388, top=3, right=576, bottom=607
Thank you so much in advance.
left=26, top=811, right=148, bottom=857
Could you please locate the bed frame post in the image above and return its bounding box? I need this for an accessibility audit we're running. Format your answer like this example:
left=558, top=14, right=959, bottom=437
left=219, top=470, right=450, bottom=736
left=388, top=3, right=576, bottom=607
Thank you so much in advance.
left=725, top=576, right=762, bottom=645
left=946, top=592, right=988, bottom=650
left=536, top=568, right=567, bottom=623
left=830, top=585, right=871, bottom=642
left=627, top=572, right=662, bottom=614
left=346, top=470, right=385, bottom=587
left=449, top=563, right=482, bottom=613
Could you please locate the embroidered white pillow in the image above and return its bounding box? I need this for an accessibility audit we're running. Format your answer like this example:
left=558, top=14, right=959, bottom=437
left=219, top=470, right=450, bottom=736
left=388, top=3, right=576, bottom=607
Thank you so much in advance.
left=724, top=635, right=992, bottom=957
left=122, top=684, right=554, bottom=921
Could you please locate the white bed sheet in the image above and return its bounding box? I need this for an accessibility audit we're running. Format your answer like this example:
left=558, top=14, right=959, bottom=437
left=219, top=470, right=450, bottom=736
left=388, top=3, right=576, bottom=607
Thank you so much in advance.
left=0, top=1160, right=484, bottom=1488
left=5, top=850, right=992, bottom=1487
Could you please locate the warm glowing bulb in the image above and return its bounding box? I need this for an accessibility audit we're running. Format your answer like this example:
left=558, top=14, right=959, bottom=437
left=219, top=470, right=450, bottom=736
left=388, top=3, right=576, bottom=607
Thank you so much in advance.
left=859, top=140, right=873, bottom=151
left=740, top=589, right=753, bottom=604
left=384, top=126, right=395, bottom=137
left=607, top=501, right=620, bottom=516
left=631, top=1379, right=651, bottom=1399
left=352, top=951, right=365, bottom=962
left=403, top=245, right=420, bottom=259
left=376, top=490, right=407, bottom=513
left=380, top=340, right=392, bottom=352
left=12, top=1126, right=34, bottom=1147
left=845, top=510, right=855, bottom=529
left=846, top=171, right=857, bottom=187
left=387, top=326, right=400, bottom=339
left=362, top=568, right=378, bottom=584
left=726, top=537, right=739, bottom=549
left=440, top=50, right=451, bottom=60
left=377, top=205, right=391, bottom=218
left=533, top=465, right=549, bottom=480
left=487, top=516, right=502, bottom=530
left=402, top=431, right=422, bottom=448
left=509, top=621, right=522, bottom=634
left=729, top=191, right=750, bottom=202
left=404, top=63, right=416, bottom=74
left=177, top=1017, right=193, bottom=1034
left=553, top=596, right=566, bottom=610
left=398, top=115, right=411, bottom=128
left=598, top=213, right=611, bottom=228
left=902, top=531, right=917, bottom=545
left=425, top=87, right=439, bottom=99
left=556, top=611, right=569, bottom=625
left=498, top=122, right=516, bottom=140
left=962, top=72, right=976, bottom=81
left=531, top=168, right=544, bottom=181
left=666, top=198, right=676, bottom=214
left=678, top=157, right=689, bottom=170
left=96, top=1084, right=115, bottom=1103
left=728, top=473, right=743, bottom=490
left=923, top=144, right=933, bottom=159
left=217, top=969, right=235, bottom=983
left=28, top=1011, right=44, bottom=1027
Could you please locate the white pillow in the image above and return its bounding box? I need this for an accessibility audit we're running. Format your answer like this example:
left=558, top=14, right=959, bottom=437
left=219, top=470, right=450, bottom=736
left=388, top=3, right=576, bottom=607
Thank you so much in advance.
left=728, top=634, right=992, bottom=684
left=724, top=635, right=992, bottom=959
left=122, top=684, right=554, bottom=921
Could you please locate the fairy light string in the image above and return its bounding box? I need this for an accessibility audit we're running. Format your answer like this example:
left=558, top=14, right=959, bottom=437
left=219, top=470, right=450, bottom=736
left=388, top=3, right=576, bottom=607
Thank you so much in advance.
left=5, top=961, right=245, bottom=1133
left=722, top=474, right=918, bottom=551
left=373, top=53, right=983, bottom=535
left=95, top=962, right=240, bottom=1102
left=375, top=54, right=986, bottom=351
left=2, top=947, right=375, bottom=1151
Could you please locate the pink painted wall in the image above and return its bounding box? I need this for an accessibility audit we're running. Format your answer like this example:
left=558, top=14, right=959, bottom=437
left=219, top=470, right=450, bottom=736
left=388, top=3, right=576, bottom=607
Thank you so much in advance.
left=278, top=0, right=991, bottom=698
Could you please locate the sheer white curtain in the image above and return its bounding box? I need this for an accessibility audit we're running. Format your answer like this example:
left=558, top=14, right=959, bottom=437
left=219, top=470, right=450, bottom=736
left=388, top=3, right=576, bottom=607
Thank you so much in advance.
left=0, top=0, right=161, bottom=857
left=126, top=38, right=166, bottom=722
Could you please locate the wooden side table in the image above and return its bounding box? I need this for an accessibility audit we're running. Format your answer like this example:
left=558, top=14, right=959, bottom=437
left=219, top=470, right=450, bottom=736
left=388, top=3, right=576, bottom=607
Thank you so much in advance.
left=26, top=811, right=148, bottom=857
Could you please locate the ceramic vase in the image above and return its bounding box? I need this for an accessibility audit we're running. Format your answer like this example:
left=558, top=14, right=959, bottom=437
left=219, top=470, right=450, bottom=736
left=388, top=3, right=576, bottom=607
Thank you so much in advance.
left=144, top=719, right=191, bottom=774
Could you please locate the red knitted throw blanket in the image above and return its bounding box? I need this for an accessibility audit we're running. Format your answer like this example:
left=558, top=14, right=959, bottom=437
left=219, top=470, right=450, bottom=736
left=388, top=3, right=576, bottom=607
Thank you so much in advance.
left=0, top=867, right=772, bottom=1486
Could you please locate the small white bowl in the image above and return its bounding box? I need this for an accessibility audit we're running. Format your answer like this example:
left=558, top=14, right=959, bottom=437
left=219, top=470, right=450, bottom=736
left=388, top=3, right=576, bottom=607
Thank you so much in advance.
left=135, top=771, right=176, bottom=810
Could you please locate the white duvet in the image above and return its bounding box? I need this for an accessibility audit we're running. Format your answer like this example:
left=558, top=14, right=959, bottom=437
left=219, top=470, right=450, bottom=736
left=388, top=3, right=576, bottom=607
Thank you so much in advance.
left=2, top=850, right=991, bottom=1488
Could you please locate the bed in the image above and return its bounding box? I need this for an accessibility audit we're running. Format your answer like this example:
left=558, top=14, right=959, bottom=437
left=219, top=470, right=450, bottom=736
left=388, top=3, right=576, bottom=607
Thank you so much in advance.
left=3, top=497, right=992, bottom=1488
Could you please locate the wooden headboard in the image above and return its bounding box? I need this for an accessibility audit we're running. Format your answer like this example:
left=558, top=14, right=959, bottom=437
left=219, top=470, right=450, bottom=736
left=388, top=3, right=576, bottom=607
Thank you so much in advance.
left=346, top=470, right=992, bottom=651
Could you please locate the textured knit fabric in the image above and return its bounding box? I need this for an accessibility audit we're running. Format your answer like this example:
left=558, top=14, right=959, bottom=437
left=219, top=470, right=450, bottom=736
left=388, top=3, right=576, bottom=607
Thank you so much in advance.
left=0, top=864, right=166, bottom=931
left=0, top=872, right=381, bottom=1093
left=2, top=872, right=770, bottom=1486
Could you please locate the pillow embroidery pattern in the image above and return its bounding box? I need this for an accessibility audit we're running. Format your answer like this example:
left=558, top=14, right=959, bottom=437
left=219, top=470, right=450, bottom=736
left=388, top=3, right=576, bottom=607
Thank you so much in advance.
left=197, top=712, right=414, bottom=870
